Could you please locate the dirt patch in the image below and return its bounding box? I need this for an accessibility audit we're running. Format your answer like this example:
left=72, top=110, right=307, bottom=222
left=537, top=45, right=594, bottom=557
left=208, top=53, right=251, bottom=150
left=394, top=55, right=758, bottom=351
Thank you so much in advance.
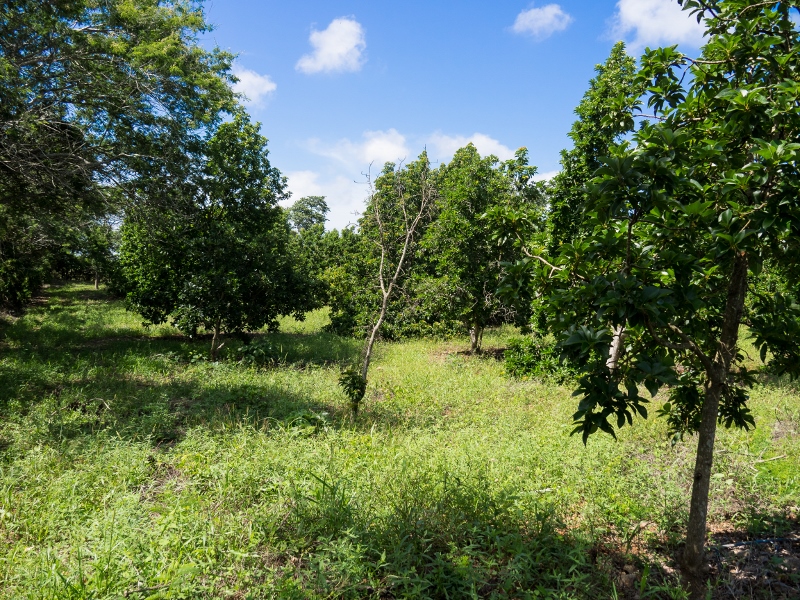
left=139, top=457, right=186, bottom=502
left=587, top=517, right=800, bottom=599
left=707, top=529, right=800, bottom=599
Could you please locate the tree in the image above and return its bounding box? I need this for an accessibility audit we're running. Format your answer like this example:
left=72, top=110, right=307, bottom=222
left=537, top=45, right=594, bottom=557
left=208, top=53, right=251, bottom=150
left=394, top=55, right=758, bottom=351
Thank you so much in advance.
left=421, top=144, right=541, bottom=353
left=0, top=208, right=50, bottom=309
left=538, top=0, right=800, bottom=591
left=547, top=42, right=640, bottom=253
left=286, top=199, right=336, bottom=310
left=0, top=0, right=236, bottom=307
left=339, top=154, right=438, bottom=417
left=52, top=217, right=121, bottom=289
left=120, top=115, right=318, bottom=358
left=288, top=196, right=329, bottom=231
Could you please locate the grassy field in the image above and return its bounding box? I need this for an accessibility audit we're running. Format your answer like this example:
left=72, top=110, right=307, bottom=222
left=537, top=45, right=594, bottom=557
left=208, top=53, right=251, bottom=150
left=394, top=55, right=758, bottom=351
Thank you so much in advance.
left=0, top=284, right=798, bottom=599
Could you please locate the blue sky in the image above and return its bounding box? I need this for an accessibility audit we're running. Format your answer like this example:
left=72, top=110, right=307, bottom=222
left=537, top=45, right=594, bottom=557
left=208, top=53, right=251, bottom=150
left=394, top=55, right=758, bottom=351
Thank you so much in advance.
left=202, top=0, right=705, bottom=229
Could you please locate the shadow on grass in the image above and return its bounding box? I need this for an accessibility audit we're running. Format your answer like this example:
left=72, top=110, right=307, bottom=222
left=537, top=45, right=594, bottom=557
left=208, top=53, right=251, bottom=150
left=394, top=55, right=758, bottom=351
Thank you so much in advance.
left=705, top=516, right=800, bottom=599
left=266, top=467, right=609, bottom=599
left=0, top=286, right=365, bottom=449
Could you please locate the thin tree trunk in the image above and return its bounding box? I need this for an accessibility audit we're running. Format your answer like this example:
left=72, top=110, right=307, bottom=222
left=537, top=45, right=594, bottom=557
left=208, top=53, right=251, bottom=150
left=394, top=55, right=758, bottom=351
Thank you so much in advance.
left=469, top=324, right=484, bottom=354
left=606, top=325, right=627, bottom=372
left=210, top=318, right=222, bottom=361
left=683, top=252, right=748, bottom=593
left=362, top=293, right=391, bottom=380
left=94, top=272, right=99, bottom=290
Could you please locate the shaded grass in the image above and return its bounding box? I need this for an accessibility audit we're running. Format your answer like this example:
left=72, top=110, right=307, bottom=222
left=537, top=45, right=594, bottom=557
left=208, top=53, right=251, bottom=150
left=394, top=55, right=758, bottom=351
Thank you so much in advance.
left=0, top=284, right=797, bottom=598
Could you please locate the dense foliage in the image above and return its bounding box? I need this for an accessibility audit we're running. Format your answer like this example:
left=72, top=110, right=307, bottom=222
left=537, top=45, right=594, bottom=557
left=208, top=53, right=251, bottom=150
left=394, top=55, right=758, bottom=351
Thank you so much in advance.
left=547, top=42, right=641, bottom=252
left=522, top=0, right=800, bottom=581
left=119, top=115, right=320, bottom=357
left=504, top=335, right=577, bottom=382
left=0, top=0, right=235, bottom=308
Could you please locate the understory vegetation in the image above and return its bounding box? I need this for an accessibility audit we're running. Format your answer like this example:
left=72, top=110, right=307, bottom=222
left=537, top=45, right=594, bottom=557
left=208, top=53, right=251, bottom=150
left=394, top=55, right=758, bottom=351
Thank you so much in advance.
left=4, top=1, right=800, bottom=596
left=1, top=285, right=797, bottom=599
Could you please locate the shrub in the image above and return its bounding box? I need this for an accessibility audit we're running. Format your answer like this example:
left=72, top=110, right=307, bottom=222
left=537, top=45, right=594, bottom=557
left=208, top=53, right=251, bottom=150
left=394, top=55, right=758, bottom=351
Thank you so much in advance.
left=237, top=339, right=282, bottom=367
left=504, top=335, right=576, bottom=382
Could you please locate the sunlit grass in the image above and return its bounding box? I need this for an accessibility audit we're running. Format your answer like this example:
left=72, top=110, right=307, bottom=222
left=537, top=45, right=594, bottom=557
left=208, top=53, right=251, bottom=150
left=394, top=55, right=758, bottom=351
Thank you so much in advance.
left=0, top=284, right=797, bottom=598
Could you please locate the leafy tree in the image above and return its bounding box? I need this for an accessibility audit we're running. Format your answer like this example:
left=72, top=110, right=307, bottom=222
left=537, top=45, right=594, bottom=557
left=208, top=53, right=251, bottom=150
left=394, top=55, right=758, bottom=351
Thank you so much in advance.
left=52, top=218, right=121, bottom=289
left=326, top=156, right=440, bottom=340
left=547, top=42, right=641, bottom=252
left=0, top=209, right=50, bottom=309
left=286, top=200, right=338, bottom=310
left=421, top=144, right=542, bottom=352
left=324, top=228, right=373, bottom=336
left=537, top=0, right=800, bottom=589
left=337, top=153, right=437, bottom=417
left=121, top=115, right=317, bottom=358
left=288, top=196, right=329, bottom=231
left=0, top=0, right=235, bottom=307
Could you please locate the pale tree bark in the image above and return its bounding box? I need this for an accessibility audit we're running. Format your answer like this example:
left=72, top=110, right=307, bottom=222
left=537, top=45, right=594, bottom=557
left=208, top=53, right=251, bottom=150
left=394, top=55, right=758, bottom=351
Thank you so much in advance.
left=94, top=272, right=99, bottom=290
left=682, top=251, right=748, bottom=594
left=357, top=161, right=437, bottom=409
left=210, top=317, right=223, bottom=361
left=606, top=325, right=627, bottom=372
left=469, top=324, right=484, bottom=354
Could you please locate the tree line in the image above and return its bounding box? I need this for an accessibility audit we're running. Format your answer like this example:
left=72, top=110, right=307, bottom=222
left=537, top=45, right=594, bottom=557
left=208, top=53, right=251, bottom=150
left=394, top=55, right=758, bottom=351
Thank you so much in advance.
left=3, top=0, right=800, bottom=594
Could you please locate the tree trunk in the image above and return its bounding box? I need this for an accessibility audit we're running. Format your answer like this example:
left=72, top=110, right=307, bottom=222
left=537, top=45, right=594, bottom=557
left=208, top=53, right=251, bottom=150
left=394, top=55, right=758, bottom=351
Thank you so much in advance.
left=94, top=272, right=99, bottom=290
left=210, top=318, right=222, bottom=361
left=682, top=374, right=724, bottom=593
left=682, top=252, right=748, bottom=595
left=469, top=324, right=483, bottom=354
left=362, top=308, right=386, bottom=381
left=606, top=325, right=627, bottom=372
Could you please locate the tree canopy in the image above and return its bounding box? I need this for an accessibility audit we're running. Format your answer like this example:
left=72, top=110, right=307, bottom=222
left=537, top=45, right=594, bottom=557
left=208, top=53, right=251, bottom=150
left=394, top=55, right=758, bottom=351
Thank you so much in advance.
left=0, top=0, right=236, bottom=307
left=535, top=0, right=800, bottom=584
left=120, top=115, right=319, bottom=357
left=288, top=196, right=329, bottom=232
left=547, top=41, right=641, bottom=252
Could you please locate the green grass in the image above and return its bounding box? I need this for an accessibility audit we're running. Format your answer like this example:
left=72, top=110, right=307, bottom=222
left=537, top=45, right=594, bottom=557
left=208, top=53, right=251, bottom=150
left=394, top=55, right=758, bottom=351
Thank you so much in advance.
left=0, top=284, right=798, bottom=598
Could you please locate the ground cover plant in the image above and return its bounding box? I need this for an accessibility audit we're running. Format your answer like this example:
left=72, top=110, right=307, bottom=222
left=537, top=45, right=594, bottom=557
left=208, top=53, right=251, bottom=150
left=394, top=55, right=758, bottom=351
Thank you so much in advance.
left=0, top=284, right=797, bottom=599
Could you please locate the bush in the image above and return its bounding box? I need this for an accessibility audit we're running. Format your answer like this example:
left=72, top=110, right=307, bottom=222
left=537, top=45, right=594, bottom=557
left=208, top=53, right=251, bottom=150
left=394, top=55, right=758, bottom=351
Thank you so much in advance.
left=237, top=339, right=282, bottom=367
left=504, top=335, right=577, bottom=382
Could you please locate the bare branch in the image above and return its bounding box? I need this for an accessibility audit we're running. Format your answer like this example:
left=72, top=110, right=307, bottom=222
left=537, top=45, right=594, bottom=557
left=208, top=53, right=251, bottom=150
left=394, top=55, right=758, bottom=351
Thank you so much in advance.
left=645, top=318, right=714, bottom=373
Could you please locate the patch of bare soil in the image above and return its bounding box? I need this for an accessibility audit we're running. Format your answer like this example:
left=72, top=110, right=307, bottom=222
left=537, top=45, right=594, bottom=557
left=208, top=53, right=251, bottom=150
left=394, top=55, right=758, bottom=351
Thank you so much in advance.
left=591, top=519, right=800, bottom=599
left=705, top=527, right=800, bottom=599
left=139, top=456, right=186, bottom=502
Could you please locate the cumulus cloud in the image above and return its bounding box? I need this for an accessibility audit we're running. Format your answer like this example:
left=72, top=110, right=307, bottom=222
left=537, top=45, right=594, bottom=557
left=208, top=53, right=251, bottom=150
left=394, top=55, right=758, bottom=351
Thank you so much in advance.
left=285, top=170, right=370, bottom=230
left=609, top=0, right=705, bottom=51
left=296, top=17, right=366, bottom=74
left=428, top=132, right=516, bottom=162
left=533, top=170, right=559, bottom=182
left=231, top=65, right=277, bottom=106
left=512, top=4, right=573, bottom=40
left=308, top=129, right=410, bottom=168
left=298, top=129, right=522, bottom=229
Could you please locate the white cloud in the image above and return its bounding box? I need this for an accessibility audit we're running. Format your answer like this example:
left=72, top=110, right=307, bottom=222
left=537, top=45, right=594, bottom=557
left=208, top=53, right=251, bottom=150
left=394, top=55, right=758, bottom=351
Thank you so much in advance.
left=298, top=129, right=523, bottom=230
left=296, top=17, right=366, bottom=74
left=512, top=4, right=573, bottom=40
left=291, top=129, right=411, bottom=230
left=285, top=170, right=370, bottom=230
left=308, top=129, right=410, bottom=168
left=428, top=132, right=516, bottom=162
left=231, top=65, right=277, bottom=106
left=609, top=0, right=705, bottom=51
left=533, top=169, right=559, bottom=182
